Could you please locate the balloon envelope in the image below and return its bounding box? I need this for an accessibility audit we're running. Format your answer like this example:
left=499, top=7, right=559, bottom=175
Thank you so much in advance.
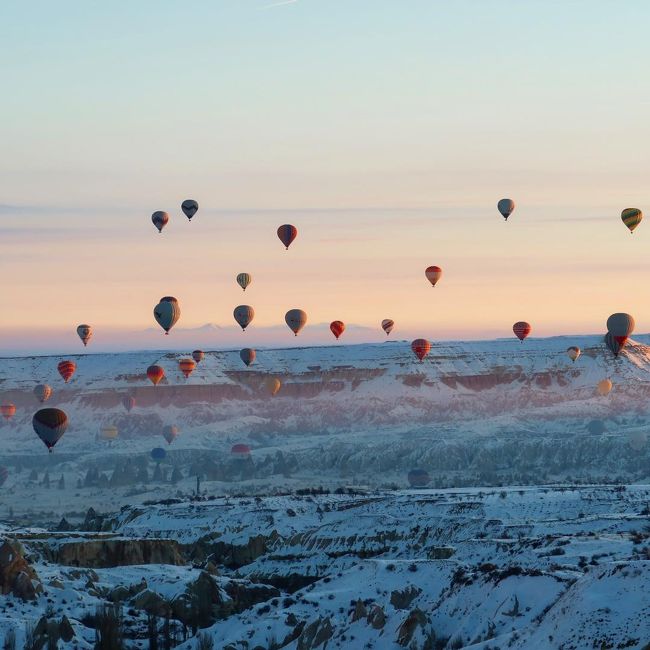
left=181, top=199, right=199, bottom=221
left=146, top=365, right=165, bottom=386
left=330, top=320, right=345, bottom=340
left=277, top=224, right=297, bottom=250
left=34, top=384, right=52, bottom=403
left=236, top=273, right=252, bottom=291
left=122, top=395, right=136, bottom=412
left=265, top=377, right=281, bottom=396
left=231, top=443, right=251, bottom=458
left=566, top=346, right=581, bottom=362
left=151, top=447, right=167, bottom=462
left=407, top=469, right=430, bottom=487
left=0, top=404, right=16, bottom=421
left=597, top=378, right=613, bottom=396
left=57, top=360, right=76, bottom=383
left=154, top=296, right=181, bottom=334
left=606, top=313, right=634, bottom=354
left=152, top=211, right=169, bottom=233
left=381, top=319, right=394, bottom=335
left=425, top=266, right=442, bottom=287
left=33, top=408, right=68, bottom=452
left=240, top=348, right=256, bottom=367
left=411, top=339, right=431, bottom=361
left=621, top=208, right=642, bottom=233
left=178, top=358, right=196, bottom=378
left=192, top=350, right=205, bottom=364
left=513, top=321, right=531, bottom=342
left=162, top=425, right=178, bottom=445
left=234, top=305, right=255, bottom=331
left=77, top=324, right=92, bottom=347
left=497, top=198, right=515, bottom=220
left=101, top=425, right=118, bottom=441
left=285, top=309, right=307, bottom=336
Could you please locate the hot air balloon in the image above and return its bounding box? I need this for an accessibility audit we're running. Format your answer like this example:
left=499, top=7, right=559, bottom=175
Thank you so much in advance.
left=122, top=395, right=136, bottom=412
left=277, top=224, right=297, bottom=250
left=587, top=419, right=606, bottom=435
left=606, top=313, right=635, bottom=356
left=0, top=467, right=7, bottom=487
left=181, top=199, right=199, bottom=221
left=77, top=324, right=92, bottom=347
left=146, top=365, right=165, bottom=386
left=33, top=408, right=68, bottom=453
left=236, top=273, right=252, bottom=292
left=151, top=447, right=166, bottom=463
left=597, top=378, right=613, bottom=397
left=101, top=425, right=118, bottom=442
left=34, top=384, right=52, bottom=403
left=285, top=309, right=307, bottom=336
left=192, top=350, right=205, bottom=364
left=0, top=404, right=16, bottom=421
left=330, top=321, right=345, bottom=340
left=381, top=319, right=394, bottom=336
left=162, top=425, right=178, bottom=445
left=411, top=339, right=431, bottom=362
left=566, top=346, right=581, bottom=363
left=240, top=348, right=256, bottom=367
left=57, top=360, right=76, bottom=383
left=513, top=321, right=531, bottom=342
left=407, top=469, right=430, bottom=488
left=425, top=266, right=442, bottom=288
left=234, top=305, right=255, bottom=331
left=628, top=430, right=647, bottom=451
left=621, top=208, right=642, bottom=233
left=231, top=443, right=251, bottom=459
left=497, top=198, right=515, bottom=221
left=152, top=211, right=169, bottom=233
left=179, top=358, right=196, bottom=378
left=154, top=296, right=181, bottom=335
left=265, top=377, right=281, bottom=396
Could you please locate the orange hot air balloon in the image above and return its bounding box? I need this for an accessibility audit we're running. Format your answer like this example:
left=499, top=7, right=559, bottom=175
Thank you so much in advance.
left=381, top=319, right=394, bottom=336
left=265, top=377, right=281, bottom=396
left=411, top=339, right=431, bottom=362
left=597, top=378, right=613, bottom=397
left=162, top=425, right=179, bottom=445
left=425, top=266, right=442, bottom=287
left=277, top=224, right=297, bottom=250
left=513, top=321, right=531, bottom=342
left=179, top=358, right=196, bottom=378
left=0, top=404, right=16, bottom=421
left=147, top=365, right=165, bottom=386
left=57, top=360, right=77, bottom=383
left=330, top=321, right=345, bottom=340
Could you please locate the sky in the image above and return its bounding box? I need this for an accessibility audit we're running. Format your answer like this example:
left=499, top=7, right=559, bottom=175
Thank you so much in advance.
left=2, top=0, right=650, bottom=352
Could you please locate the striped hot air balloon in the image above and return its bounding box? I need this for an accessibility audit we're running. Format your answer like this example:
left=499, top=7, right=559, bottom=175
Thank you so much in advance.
left=101, top=425, right=118, bottom=442
left=231, top=443, right=251, bottom=459
left=285, top=309, right=307, bottom=336
left=236, top=273, right=252, bottom=291
left=77, top=324, right=92, bottom=347
left=513, top=321, right=531, bottom=342
left=425, top=266, right=442, bottom=287
left=179, top=358, right=196, bottom=378
left=411, top=339, right=431, bottom=362
left=240, top=348, right=256, bottom=367
left=621, top=208, right=642, bottom=233
left=381, top=319, right=394, bottom=336
left=181, top=199, right=199, bottom=221
left=0, top=404, right=16, bottom=421
left=153, top=296, right=181, bottom=335
left=33, top=408, right=68, bottom=453
left=330, top=321, right=345, bottom=340
left=277, top=224, right=297, bottom=250
left=146, top=365, right=165, bottom=386
left=152, top=211, right=169, bottom=233
left=57, top=360, right=76, bottom=383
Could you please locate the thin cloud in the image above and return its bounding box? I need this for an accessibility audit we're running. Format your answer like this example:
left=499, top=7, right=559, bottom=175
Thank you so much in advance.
left=262, top=0, right=298, bottom=8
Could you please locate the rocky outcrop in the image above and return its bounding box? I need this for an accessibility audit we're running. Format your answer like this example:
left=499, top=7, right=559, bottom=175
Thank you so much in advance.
left=54, top=538, right=185, bottom=568
left=297, top=617, right=333, bottom=650
left=390, top=585, right=422, bottom=610
left=0, top=540, right=41, bottom=600
left=396, top=608, right=428, bottom=646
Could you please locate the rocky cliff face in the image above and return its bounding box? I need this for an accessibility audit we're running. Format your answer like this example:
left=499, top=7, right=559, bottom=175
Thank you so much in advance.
left=0, top=539, right=41, bottom=600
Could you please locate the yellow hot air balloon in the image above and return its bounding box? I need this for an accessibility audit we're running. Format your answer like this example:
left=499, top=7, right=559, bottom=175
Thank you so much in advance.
left=597, top=379, right=612, bottom=397
left=101, top=425, right=118, bottom=442
left=621, top=208, right=642, bottom=233
left=236, top=273, right=252, bottom=292
left=566, top=346, right=581, bottom=363
left=265, top=377, right=281, bottom=396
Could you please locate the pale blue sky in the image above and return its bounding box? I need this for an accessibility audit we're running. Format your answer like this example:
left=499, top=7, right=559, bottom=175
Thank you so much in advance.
left=1, top=1, right=650, bottom=346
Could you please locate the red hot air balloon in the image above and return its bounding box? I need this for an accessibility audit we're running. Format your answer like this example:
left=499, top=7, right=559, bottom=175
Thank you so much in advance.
left=179, top=358, right=196, bottom=378
left=147, top=365, right=165, bottom=386
left=513, top=321, right=532, bottom=342
left=57, top=360, right=76, bottom=383
left=231, top=443, right=251, bottom=459
left=0, top=404, right=16, bottom=421
left=330, top=321, right=345, bottom=340
left=122, top=395, right=136, bottom=412
left=277, top=224, right=297, bottom=250
left=425, top=266, right=442, bottom=287
left=33, top=408, right=68, bottom=453
left=411, top=339, right=431, bottom=362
